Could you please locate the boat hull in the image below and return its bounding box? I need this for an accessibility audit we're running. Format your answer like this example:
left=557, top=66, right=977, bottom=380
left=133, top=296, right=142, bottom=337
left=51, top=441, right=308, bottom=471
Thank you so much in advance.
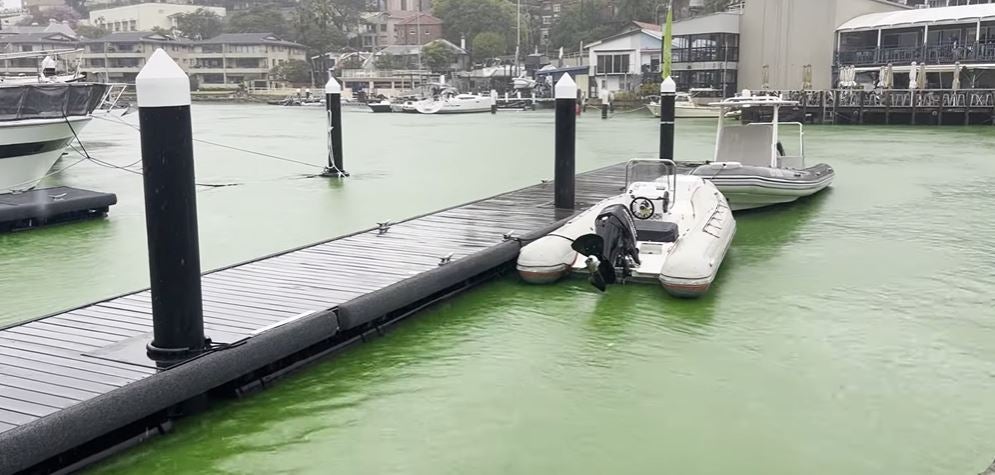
left=0, top=117, right=90, bottom=194
left=692, top=163, right=835, bottom=211
left=368, top=103, right=392, bottom=113
left=415, top=96, right=493, bottom=114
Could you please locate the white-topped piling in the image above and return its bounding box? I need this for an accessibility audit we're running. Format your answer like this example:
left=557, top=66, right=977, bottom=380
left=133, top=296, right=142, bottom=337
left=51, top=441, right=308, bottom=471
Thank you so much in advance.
left=136, top=48, right=207, bottom=364
left=554, top=74, right=577, bottom=209
left=323, top=76, right=348, bottom=177
left=660, top=76, right=676, bottom=161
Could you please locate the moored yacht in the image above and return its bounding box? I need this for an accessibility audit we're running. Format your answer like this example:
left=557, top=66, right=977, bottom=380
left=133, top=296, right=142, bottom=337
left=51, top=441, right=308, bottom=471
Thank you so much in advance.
left=415, top=87, right=493, bottom=114
left=0, top=82, right=111, bottom=194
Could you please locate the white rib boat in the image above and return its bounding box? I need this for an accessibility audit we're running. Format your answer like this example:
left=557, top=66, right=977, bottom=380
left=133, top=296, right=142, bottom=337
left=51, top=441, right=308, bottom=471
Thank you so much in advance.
left=688, top=93, right=835, bottom=211
left=517, top=160, right=735, bottom=298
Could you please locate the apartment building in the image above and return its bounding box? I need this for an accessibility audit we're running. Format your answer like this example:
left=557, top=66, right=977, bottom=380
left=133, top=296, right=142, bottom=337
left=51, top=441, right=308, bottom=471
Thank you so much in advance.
left=0, top=30, right=78, bottom=76
left=79, top=31, right=304, bottom=89
left=86, top=3, right=227, bottom=33
left=189, top=33, right=306, bottom=90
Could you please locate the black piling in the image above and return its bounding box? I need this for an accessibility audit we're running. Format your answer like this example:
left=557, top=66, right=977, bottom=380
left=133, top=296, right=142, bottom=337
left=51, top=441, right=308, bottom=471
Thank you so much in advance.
left=490, top=89, right=497, bottom=114
left=554, top=74, right=577, bottom=210
left=135, top=48, right=207, bottom=364
left=660, top=76, right=676, bottom=161
left=324, top=77, right=348, bottom=177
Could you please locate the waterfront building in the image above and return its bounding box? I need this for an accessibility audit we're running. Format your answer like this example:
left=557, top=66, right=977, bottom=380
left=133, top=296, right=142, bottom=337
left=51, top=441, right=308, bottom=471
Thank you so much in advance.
left=0, top=31, right=79, bottom=76
left=21, top=0, right=64, bottom=12
left=738, top=0, right=907, bottom=90
left=79, top=31, right=304, bottom=90
left=585, top=13, right=740, bottom=97
left=85, top=3, right=227, bottom=34
left=394, top=13, right=442, bottom=45
left=835, top=3, right=995, bottom=88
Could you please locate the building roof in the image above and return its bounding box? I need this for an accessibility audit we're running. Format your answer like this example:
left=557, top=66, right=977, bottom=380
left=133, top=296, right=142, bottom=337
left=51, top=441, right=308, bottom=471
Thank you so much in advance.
left=396, top=13, right=442, bottom=25
left=586, top=11, right=739, bottom=49
left=2, top=23, right=77, bottom=39
left=0, top=32, right=77, bottom=44
left=631, top=20, right=660, bottom=31
left=80, top=31, right=189, bottom=44
left=837, top=4, right=995, bottom=32
left=196, top=33, right=303, bottom=48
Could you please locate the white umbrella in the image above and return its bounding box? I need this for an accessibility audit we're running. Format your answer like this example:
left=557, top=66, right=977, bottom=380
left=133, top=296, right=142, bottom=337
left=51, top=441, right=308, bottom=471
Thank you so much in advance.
left=909, top=61, right=918, bottom=90
left=878, top=65, right=887, bottom=88
left=952, top=61, right=962, bottom=90
left=917, top=62, right=927, bottom=90
left=885, top=63, right=894, bottom=89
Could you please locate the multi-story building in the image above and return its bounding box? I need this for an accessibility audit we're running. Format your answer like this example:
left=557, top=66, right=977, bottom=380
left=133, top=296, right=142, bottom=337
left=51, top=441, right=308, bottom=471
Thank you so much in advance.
left=835, top=3, right=995, bottom=88
left=586, top=13, right=740, bottom=96
left=86, top=3, right=226, bottom=34
left=79, top=31, right=305, bottom=89
left=86, top=0, right=196, bottom=12
left=394, top=13, right=442, bottom=45
left=22, top=0, right=65, bottom=12
left=80, top=31, right=190, bottom=83
left=188, top=33, right=306, bottom=90
left=0, top=30, right=79, bottom=76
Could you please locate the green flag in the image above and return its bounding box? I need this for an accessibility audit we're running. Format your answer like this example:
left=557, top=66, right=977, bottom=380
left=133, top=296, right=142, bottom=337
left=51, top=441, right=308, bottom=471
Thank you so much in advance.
left=662, top=1, right=673, bottom=80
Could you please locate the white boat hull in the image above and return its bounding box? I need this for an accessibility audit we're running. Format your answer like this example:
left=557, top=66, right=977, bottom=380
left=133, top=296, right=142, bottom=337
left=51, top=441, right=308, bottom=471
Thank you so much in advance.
left=517, top=174, right=735, bottom=298
left=0, top=117, right=90, bottom=194
left=692, top=163, right=835, bottom=211
left=416, top=95, right=493, bottom=114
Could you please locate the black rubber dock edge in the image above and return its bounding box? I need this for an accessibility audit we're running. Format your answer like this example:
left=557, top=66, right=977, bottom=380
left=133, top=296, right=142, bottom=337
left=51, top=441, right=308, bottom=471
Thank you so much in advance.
left=0, top=187, right=117, bottom=232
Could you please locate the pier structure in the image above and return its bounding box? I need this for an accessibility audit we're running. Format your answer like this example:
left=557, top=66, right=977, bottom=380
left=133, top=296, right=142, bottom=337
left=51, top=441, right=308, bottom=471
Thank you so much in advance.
left=0, top=67, right=617, bottom=474
left=741, top=88, right=995, bottom=126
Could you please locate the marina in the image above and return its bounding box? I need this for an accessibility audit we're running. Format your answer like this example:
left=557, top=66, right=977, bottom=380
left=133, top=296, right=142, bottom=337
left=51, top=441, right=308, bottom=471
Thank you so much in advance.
left=3, top=0, right=995, bottom=470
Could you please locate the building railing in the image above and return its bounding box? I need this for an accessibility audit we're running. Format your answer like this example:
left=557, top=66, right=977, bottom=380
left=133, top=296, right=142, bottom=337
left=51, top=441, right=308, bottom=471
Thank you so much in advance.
left=339, top=69, right=435, bottom=79
left=671, top=47, right=739, bottom=63
left=836, top=41, right=995, bottom=66
left=756, top=89, right=995, bottom=109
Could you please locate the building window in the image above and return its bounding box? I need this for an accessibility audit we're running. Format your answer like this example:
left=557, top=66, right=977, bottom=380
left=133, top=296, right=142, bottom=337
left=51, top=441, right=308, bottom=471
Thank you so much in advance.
left=401, top=0, right=407, bottom=9
left=410, top=28, right=416, bottom=34
left=21, top=45, right=32, bottom=52
left=542, top=15, right=551, bottom=25
left=596, top=54, right=629, bottom=74
left=552, top=4, right=560, bottom=12
left=130, top=20, right=137, bottom=31
left=380, top=24, right=387, bottom=32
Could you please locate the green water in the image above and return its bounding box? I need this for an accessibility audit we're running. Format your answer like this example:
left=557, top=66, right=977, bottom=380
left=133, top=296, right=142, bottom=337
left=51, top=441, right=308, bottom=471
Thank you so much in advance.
left=2, top=106, right=994, bottom=474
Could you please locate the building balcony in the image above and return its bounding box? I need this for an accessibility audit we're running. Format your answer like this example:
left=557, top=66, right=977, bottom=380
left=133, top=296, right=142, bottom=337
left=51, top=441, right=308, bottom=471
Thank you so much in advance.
left=836, top=42, right=995, bottom=66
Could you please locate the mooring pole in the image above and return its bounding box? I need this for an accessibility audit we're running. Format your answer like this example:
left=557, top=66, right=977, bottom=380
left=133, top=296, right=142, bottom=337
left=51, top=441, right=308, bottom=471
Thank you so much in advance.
left=490, top=89, right=498, bottom=114
left=554, top=74, right=577, bottom=210
left=323, top=76, right=348, bottom=177
left=600, top=88, right=609, bottom=119
left=135, top=48, right=207, bottom=364
left=660, top=76, right=676, bottom=160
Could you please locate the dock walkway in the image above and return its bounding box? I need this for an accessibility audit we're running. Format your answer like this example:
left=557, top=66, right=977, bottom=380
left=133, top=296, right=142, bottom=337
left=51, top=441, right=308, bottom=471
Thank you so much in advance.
left=0, top=163, right=626, bottom=473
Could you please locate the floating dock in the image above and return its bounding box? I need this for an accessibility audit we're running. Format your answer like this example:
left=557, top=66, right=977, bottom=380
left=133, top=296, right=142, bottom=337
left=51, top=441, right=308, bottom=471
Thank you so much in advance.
left=0, top=187, right=117, bottom=233
left=0, top=163, right=625, bottom=474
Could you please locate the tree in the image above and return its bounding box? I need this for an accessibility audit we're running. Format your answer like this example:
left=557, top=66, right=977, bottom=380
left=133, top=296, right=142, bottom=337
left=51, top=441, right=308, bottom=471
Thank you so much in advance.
left=225, top=6, right=289, bottom=37
left=75, top=24, right=108, bottom=39
left=174, top=8, right=223, bottom=40
left=17, top=6, right=81, bottom=27
left=270, top=59, right=312, bottom=84
left=291, top=0, right=362, bottom=55
left=433, top=0, right=515, bottom=50
left=548, top=0, right=617, bottom=52
left=471, top=32, right=505, bottom=61
left=422, top=41, right=455, bottom=72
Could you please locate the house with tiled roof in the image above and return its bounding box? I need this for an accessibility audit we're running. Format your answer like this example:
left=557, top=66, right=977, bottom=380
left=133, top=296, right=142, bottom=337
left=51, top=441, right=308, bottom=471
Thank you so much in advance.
left=189, top=33, right=306, bottom=90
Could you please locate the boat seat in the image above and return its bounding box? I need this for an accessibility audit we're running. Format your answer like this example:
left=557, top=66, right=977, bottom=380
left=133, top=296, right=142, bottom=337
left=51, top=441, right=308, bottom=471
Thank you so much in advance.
left=635, top=221, right=678, bottom=243
left=716, top=125, right=775, bottom=167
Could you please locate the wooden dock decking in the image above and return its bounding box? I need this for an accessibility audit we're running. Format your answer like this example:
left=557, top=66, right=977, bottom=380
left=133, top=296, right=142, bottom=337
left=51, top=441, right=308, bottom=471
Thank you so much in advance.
left=0, top=163, right=628, bottom=473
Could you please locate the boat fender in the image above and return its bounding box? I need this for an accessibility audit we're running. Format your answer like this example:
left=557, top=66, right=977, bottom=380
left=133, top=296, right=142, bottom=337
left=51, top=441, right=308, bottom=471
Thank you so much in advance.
left=776, top=142, right=785, bottom=156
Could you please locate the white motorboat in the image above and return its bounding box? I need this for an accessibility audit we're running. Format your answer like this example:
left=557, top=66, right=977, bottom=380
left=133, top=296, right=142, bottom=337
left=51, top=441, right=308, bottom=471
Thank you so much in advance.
left=368, top=99, right=392, bottom=113
left=415, top=88, right=493, bottom=114
left=0, top=82, right=112, bottom=194
left=648, top=91, right=738, bottom=119
left=517, top=160, right=736, bottom=298
left=687, top=93, right=835, bottom=211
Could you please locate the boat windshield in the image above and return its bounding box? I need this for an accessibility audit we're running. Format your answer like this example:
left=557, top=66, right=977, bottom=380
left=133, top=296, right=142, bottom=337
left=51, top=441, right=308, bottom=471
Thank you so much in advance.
left=0, top=83, right=109, bottom=121
left=625, top=159, right=676, bottom=188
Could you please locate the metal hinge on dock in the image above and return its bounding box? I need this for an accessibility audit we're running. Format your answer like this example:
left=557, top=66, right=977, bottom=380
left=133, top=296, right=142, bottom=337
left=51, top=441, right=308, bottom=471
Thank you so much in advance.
left=377, top=221, right=393, bottom=235
left=438, top=252, right=454, bottom=266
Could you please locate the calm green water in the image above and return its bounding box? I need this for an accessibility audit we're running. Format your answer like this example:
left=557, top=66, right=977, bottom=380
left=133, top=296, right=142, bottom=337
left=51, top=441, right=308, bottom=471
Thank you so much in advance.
left=2, top=105, right=994, bottom=474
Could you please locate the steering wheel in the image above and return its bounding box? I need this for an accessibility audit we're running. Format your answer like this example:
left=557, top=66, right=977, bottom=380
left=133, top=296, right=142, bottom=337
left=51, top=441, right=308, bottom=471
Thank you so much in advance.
left=629, top=197, right=655, bottom=220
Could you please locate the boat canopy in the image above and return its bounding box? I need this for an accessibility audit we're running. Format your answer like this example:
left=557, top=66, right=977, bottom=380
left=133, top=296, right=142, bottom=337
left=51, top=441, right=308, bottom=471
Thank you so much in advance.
left=836, top=4, right=995, bottom=32
left=0, top=83, right=109, bottom=121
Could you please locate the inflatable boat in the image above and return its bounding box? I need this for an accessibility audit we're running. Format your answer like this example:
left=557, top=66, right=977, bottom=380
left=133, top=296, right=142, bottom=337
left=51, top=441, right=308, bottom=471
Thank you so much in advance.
left=517, top=160, right=736, bottom=298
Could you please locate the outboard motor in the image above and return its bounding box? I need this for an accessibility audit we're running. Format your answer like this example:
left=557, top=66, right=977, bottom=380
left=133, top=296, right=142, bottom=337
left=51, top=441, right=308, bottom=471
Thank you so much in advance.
left=571, top=204, right=640, bottom=292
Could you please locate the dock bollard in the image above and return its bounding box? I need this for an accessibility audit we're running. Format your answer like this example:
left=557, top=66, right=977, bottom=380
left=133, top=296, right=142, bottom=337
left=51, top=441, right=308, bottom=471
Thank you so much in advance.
left=660, top=76, right=676, bottom=161
left=554, top=74, right=577, bottom=210
left=323, top=77, right=348, bottom=177
left=490, top=89, right=498, bottom=114
left=135, top=48, right=208, bottom=364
